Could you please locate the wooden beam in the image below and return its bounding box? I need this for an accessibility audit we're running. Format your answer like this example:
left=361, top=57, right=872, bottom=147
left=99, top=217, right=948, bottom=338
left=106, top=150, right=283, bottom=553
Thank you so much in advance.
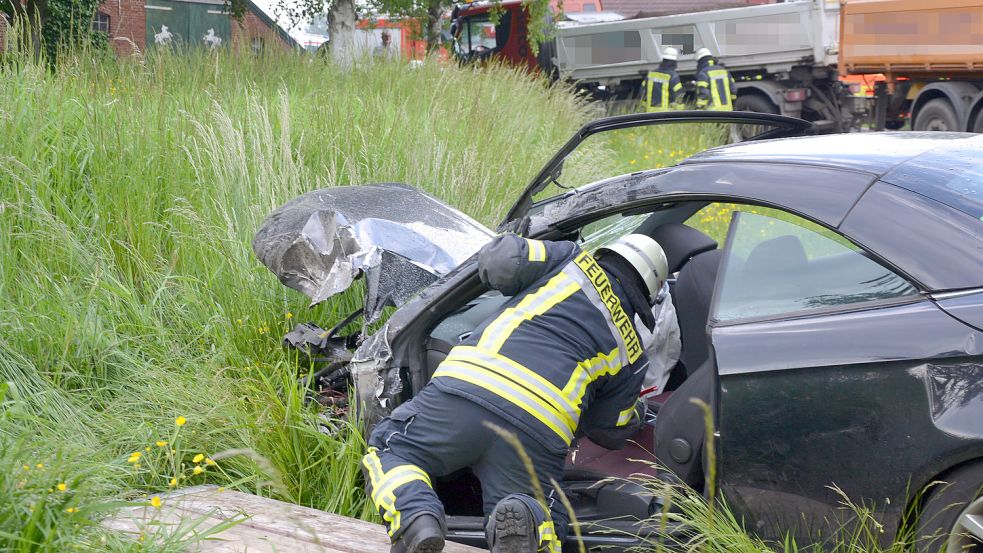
left=102, top=485, right=485, bottom=553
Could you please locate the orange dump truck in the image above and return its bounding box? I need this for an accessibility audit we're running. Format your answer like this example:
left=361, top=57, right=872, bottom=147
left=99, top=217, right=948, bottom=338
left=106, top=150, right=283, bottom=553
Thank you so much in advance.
left=840, top=0, right=983, bottom=130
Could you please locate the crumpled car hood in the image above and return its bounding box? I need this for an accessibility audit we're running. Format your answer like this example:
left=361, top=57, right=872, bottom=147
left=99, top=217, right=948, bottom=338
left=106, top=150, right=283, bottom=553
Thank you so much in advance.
left=253, top=183, right=495, bottom=322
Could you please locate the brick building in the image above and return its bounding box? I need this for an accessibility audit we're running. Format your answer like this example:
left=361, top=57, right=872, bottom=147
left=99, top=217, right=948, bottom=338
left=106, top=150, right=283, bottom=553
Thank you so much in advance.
left=96, top=0, right=297, bottom=55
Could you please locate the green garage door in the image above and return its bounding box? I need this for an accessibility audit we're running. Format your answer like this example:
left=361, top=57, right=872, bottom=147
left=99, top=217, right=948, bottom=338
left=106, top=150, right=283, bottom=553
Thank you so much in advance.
left=146, top=0, right=230, bottom=49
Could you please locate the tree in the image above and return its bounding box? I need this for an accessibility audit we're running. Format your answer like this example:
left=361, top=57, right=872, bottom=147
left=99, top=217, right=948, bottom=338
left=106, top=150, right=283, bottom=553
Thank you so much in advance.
left=273, top=0, right=357, bottom=65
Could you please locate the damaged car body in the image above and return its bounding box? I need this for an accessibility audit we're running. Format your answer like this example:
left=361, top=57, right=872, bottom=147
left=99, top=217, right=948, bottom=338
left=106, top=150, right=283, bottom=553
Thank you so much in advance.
left=255, top=111, right=983, bottom=551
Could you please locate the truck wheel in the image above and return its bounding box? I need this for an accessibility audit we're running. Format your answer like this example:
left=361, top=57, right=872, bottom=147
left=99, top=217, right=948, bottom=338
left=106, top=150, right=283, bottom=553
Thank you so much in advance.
left=735, top=94, right=778, bottom=115
left=915, top=461, right=983, bottom=552
left=913, top=99, right=959, bottom=132
left=972, top=113, right=983, bottom=134
left=730, top=94, right=778, bottom=142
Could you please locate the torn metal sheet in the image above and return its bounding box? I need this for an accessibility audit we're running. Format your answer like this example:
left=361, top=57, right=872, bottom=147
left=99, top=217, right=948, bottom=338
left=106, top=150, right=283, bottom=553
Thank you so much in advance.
left=253, top=183, right=494, bottom=322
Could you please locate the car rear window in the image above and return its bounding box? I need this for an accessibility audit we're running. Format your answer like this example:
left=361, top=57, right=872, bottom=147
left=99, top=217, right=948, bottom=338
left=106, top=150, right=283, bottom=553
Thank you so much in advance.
left=881, top=138, right=983, bottom=223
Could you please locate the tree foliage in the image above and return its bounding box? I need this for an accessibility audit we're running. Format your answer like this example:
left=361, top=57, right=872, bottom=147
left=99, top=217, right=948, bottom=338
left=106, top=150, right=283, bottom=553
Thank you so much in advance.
left=3, top=0, right=107, bottom=59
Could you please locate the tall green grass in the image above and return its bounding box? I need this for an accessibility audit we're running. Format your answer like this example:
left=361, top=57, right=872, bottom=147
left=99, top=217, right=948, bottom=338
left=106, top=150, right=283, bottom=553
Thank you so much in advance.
left=0, top=32, right=600, bottom=549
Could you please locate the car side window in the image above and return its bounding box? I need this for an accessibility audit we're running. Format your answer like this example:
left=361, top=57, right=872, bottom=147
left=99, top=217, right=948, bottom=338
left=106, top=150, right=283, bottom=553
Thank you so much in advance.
left=712, top=211, right=919, bottom=323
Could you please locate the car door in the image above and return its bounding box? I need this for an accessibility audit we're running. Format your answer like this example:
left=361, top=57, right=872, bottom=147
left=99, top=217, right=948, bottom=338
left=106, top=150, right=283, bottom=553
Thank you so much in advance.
left=706, top=210, right=983, bottom=544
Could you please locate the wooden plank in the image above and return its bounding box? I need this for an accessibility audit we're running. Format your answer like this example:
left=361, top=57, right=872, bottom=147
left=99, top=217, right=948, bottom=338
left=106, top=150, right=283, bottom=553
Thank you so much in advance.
left=103, top=485, right=485, bottom=553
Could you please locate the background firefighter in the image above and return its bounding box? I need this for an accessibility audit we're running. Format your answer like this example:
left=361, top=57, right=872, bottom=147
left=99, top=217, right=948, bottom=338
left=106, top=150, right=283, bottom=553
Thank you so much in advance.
left=361, top=233, right=669, bottom=553
left=643, top=47, right=684, bottom=112
left=694, top=47, right=736, bottom=110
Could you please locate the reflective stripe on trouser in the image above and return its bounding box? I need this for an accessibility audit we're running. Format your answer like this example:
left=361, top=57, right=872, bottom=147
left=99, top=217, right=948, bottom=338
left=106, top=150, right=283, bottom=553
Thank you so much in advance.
left=708, top=69, right=733, bottom=110
left=366, top=385, right=572, bottom=547
left=362, top=447, right=437, bottom=538
left=645, top=72, right=670, bottom=112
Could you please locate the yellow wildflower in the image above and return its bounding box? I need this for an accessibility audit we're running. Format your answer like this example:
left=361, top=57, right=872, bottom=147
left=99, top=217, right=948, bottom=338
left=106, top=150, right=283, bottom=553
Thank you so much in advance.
left=193, top=454, right=205, bottom=464
left=36, top=463, right=44, bottom=470
left=286, top=312, right=293, bottom=319
left=145, top=446, right=151, bottom=452
left=127, top=452, right=142, bottom=463
left=169, top=478, right=178, bottom=487
left=65, top=507, right=78, bottom=514
left=150, top=496, right=161, bottom=508
left=22, top=465, right=29, bottom=471
left=156, top=441, right=167, bottom=447
left=175, top=416, right=187, bottom=427
left=205, top=458, right=216, bottom=466
left=193, top=466, right=204, bottom=475
left=57, top=483, right=67, bottom=492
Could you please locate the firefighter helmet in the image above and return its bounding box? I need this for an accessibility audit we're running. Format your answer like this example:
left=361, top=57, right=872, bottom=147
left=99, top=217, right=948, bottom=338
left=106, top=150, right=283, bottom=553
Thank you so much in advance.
left=596, top=234, right=668, bottom=304
left=662, top=47, right=679, bottom=61
left=696, top=47, right=712, bottom=61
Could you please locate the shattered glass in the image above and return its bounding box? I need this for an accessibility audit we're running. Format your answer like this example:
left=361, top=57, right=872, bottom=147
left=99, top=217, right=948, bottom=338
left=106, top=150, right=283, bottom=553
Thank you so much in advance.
left=253, top=183, right=494, bottom=322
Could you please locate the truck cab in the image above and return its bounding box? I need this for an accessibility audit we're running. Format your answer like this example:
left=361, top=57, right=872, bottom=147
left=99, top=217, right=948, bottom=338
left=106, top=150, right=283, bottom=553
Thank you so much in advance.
left=450, top=1, right=554, bottom=75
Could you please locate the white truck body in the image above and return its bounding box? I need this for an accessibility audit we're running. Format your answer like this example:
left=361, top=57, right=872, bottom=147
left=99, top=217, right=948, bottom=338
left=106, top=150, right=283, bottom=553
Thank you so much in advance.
left=554, top=0, right=841, bottom=86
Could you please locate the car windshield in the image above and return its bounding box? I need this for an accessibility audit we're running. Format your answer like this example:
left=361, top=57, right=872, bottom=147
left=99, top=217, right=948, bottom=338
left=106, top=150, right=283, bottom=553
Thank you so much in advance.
left=455, top=15, right=500, bottom=56
left=531, top=123, right=729, bottom=204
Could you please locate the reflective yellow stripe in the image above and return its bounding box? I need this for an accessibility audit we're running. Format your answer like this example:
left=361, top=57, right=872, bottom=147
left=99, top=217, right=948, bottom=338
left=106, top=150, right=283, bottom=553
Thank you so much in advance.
left=362, top=448, right=433, bottom=537
left=375, top=466, right=431, bottom=499
left=571, top=252, right=642, bottom=363
left=478, top=272, right=580, bottom=353
left=434, top=362, right=574, bottom=444
left=526, top=239, right=547, bottom=262
left=363, top=448, right=385, bottom=488
left=695, top=80, right=708, bottom=86
left=708, top=69, right=733, bottom=110
left=646, top=71, right=671, bottom=111
left=562, top=348, right=622, bottom=411
left=673, top=82, right=682, bottom=92
left=448, top=347, right=578, bottom=422
left=538, top=520, right=561, bottom=553
left=617, top=404, right=636, bottom=427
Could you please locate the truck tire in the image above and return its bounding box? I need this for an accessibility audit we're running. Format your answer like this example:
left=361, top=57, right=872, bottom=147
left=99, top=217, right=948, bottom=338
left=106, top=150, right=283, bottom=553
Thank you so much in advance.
left=730, top=94, right=778, bottom=142
left=915, top=461, right=983, bottom=552
left=973, top=113, right=983, bottom=134
left=913, top=99, right=959, bottom=132
left=735, top=94, right=778, bottom=115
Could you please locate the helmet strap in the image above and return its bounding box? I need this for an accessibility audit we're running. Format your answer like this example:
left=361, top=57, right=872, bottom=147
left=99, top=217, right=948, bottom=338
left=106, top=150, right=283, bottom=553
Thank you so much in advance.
left=596, top=254, right=657, bottom=332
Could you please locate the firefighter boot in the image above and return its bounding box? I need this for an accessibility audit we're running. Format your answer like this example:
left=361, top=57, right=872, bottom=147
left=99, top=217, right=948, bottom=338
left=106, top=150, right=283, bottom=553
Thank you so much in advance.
left=487, top=494, right=551, bottom=553
left=392, top=513, right=445, bottom=553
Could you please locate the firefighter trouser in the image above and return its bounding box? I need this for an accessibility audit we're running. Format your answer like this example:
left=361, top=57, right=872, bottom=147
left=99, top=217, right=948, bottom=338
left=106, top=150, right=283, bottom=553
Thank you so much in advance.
left=363, top=384, right=569, bottom=551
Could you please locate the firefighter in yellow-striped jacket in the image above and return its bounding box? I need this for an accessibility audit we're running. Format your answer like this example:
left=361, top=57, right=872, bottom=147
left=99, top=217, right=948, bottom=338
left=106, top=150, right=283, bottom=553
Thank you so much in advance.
left=643, top=47, right=684, bottom=112
left=362, top=233, right=669, bottom=553
left=694, top=47, right=736, bottom=110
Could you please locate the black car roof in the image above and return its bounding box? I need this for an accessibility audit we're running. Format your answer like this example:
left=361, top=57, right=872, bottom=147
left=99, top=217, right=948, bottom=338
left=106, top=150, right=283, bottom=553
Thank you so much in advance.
left=683, top=131, right=978, bottom=176
left=538, top=132, right=983, bottom=292
left=677, top=131, right=983, bottom=292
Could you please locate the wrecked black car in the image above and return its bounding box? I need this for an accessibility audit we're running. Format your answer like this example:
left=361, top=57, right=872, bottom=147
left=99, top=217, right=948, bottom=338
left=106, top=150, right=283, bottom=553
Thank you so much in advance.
left=254, top=112, right=983, bottom=551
